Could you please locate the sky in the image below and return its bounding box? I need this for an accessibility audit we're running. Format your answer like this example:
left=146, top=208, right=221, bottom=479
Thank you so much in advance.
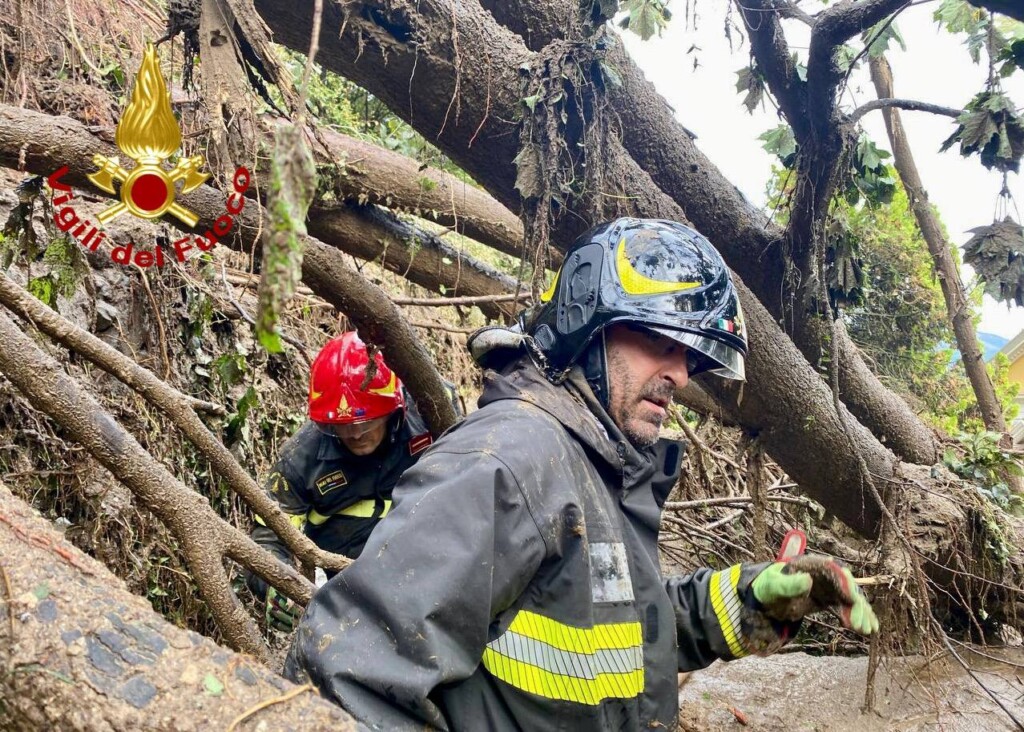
left=620, top=2, right=1024, bottom=340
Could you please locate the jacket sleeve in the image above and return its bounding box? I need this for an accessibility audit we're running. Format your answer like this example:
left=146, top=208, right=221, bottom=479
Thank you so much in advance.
left=665, top=562, right=772, bottom=671
left=245, top=464, right=310, bottom=600
left=283, top=448, right=547, bottom=731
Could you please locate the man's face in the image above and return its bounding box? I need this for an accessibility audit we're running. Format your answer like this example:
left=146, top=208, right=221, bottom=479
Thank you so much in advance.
left=332, top=416, right=389, bottom=456
left=604, top=324, right=689, bottom=448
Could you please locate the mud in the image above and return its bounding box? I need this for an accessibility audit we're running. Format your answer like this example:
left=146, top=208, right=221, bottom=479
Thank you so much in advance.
left=679, top=650, right=1024, bottom=731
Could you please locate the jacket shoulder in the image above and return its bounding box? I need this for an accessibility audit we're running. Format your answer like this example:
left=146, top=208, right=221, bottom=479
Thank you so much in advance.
left=274, top=422, right=324, bottom=476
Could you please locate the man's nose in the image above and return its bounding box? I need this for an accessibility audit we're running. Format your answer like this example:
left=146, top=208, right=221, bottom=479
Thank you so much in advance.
left=663, top=355, right=689, bottom=389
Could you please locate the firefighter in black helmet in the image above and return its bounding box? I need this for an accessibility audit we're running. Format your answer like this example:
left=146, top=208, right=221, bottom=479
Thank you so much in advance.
left=284, top=219, right=877, bottom=731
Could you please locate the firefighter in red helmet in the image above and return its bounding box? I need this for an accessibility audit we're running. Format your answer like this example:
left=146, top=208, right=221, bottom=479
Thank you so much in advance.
left=246, top=332, right=459, bottom=631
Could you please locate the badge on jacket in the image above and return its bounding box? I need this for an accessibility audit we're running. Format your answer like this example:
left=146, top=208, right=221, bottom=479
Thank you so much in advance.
left=408, top=433, right=433, bottom=455
left=315, top=470, right=348, bottom=496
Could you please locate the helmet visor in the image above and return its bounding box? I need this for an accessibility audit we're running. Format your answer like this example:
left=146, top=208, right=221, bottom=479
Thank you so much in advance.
left=648, top=326, right=746, bottom=381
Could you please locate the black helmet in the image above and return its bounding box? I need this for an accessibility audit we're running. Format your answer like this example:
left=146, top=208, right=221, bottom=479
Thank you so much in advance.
left=522, top=218, right=748, bottom=390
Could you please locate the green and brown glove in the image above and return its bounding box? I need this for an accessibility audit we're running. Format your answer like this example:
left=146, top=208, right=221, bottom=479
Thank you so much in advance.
left=744, top=554, right=879, bottom=653
left=266, top=586, right=302, bottom=632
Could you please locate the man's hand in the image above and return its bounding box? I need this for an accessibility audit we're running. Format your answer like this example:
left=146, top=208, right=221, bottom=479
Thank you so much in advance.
left=752, top=555, right=879, bottom=635
left=266, top=587, right=302, bottom=632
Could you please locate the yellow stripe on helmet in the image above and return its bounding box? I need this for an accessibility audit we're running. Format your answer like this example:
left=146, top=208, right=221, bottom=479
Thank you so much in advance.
left=616, top=238, right=699, bottom=296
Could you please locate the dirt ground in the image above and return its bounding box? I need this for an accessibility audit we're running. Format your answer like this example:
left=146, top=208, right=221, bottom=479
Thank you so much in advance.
left=678, top=649, right=1024, bottom=731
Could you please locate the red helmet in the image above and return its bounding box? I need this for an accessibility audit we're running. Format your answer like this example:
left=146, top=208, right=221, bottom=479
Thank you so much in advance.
left=308, top=332, right=405, bottom=424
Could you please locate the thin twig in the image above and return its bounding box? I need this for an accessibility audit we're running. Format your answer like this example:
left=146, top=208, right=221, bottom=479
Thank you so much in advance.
left=390, top=292, right=526, bottom=307
left=408, top=319, right=475, bottom=335
left=849, top=97, right=962, bottom=123
left=226, top=683, right=316, bottom=732
left=297, top=0, right=324, bottom=120
left=663, top=492, right=804, bottom=511
left=133, top=264, right=171, bottom=380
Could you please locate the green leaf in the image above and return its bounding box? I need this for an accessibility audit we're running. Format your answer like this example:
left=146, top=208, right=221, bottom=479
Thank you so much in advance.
left=758, top=124, right=797, bottom=165
left=203, top=673, right=224, bottom=696
left=790, top=53, right=808, bottom=82
left=27, top=276, right=56, bottom=308
left=933, top=0, right=984, bottom=34
left=598, top=60, right=623, bottom=89
left=622, top=0, right=670, bottom=41
left=225, top=386, right=260, bottom=447
left=521, top=94, right=540, bottom=112
left=864, top=20, right=906, bottom=59
left=735, top=66, right=765, bottom=114
left=835, top=44, right=859, bottom=73
left=513, top=143, right=543, bottom=200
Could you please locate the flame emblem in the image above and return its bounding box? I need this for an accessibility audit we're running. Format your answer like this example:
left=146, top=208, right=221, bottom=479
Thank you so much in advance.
left=87, top=43, right=209, bottom=226
left=337, top=395, right=351, bottom=417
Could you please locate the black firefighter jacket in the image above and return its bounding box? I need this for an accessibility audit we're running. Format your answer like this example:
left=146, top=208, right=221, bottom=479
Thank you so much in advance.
left=246, top=400, right=434, bottom=599
left=284, top=357, right=767, bottom=730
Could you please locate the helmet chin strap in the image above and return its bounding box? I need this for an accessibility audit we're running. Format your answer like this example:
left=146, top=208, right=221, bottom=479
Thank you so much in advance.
left=580, top=329, right=611, bottom=410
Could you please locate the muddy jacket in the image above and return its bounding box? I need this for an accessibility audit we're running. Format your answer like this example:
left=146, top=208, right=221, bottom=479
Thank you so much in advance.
left=284, top=357, right=767, bottom=730
left=246, top=399, right=434, bottom=599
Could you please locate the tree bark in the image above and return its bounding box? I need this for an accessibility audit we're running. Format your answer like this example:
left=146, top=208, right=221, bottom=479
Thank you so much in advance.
left=0, top=103, right=459, bottom=434
left=0, top=480, right=355, bottom=731
left=307, top=202, right=524, bottom=320
left=869, top=55, right=1008, bottom=437
left=313, top=126, right=533, bottom=263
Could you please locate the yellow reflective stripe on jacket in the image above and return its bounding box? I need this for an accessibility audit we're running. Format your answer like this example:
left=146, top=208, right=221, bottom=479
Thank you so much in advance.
left=481, top=610, right=644, bottom=705
left=253, top=512, right=306, bottom=530
left=307, top=499, right=392, bottom=525
left=709, top=564, right=748, bottom=659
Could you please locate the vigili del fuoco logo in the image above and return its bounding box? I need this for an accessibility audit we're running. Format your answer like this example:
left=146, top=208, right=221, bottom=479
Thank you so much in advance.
left=46, top=42, right=251, bottom=267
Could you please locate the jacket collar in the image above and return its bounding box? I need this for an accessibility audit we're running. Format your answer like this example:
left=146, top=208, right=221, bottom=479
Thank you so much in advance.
left=478, top=356, right=661, bottom=485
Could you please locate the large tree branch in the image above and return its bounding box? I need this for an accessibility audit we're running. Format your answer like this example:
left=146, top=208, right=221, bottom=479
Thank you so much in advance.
left=735, top=0, right=810, bottom=139
left=806, top=0, right=909, bottom=133
left=869, top=55, right=1009, bottom=438
left=312, top=122, right=537, bottom=264
left=0, top=480, right=355, bottom=730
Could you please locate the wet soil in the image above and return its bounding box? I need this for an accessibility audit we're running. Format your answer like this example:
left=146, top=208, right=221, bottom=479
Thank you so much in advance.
left=678, top=649, right=1024, bottom=731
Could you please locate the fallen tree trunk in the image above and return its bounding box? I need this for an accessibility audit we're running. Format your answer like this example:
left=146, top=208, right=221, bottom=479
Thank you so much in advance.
left=307, top=202, right=524, bottom=320
left=0, top=480, right=354, bottom=731
left=0, top=103, right=458, bottom=434
left=314, top=126, right=533, bottom=263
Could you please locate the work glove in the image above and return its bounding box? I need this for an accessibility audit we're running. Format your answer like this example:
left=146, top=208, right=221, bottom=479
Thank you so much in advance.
left=745, top=555, right=879, bottom=653
left=265, top=587, right=301, bottom=632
